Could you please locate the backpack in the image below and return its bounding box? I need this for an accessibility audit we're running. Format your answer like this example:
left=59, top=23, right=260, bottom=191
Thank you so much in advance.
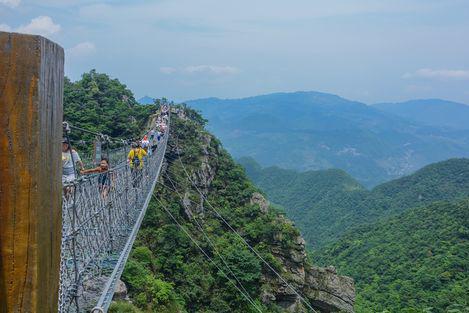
left=132, top=150, right=140, bottom=167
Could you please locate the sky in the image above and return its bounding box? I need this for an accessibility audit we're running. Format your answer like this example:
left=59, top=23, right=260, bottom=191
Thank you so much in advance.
left=1, top=0, right=469, bottom=104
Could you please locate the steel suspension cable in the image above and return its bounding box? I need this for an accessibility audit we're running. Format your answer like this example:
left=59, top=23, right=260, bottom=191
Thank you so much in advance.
left=152, top=195, right=263, bottom=313
left=172, top=137, right=318, bottom=313
left=162, top=173, right=264, bottom=313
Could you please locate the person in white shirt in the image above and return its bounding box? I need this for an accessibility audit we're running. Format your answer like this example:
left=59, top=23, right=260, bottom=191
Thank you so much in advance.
left=62, top=139, right=84, bottom=184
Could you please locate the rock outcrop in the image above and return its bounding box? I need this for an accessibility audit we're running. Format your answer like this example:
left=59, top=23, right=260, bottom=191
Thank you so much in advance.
left=266, top=211, right=355, bottom=312
left=305, top=266, right=355, bottom=313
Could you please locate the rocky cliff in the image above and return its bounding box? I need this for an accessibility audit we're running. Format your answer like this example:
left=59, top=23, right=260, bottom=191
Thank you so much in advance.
left=118, top=106, right=354, bottom=312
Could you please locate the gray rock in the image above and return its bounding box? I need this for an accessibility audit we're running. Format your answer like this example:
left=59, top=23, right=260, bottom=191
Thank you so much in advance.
left=250, top=192, right=270, bottom=213
left=113, top=279, right=128, bottom=300
left=305, top=266, right=355, bottom=313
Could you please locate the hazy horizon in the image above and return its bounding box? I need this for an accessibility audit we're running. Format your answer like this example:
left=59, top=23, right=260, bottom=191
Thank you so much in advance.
left=2, top=0, right=469, bottom=104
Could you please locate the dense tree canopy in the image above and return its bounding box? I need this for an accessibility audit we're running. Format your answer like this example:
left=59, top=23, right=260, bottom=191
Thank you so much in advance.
left=241, top=157, right=469, bottom=312
left=315, top=200, right=469, bottom=312
left=63, top=70, right=159, bottom=150
left=240, top=157, right=469, bottom=249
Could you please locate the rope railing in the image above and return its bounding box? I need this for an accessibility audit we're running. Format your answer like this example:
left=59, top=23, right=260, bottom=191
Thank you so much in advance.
left=58, top=112, right=170, bottom=313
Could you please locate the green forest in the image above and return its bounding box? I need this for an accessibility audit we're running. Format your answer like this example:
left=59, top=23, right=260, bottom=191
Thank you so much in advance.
left=240, top=157, right=469, bottom=249
left=315, top=200, right=469, bottom=312
left=111, top=106, right=323, bottom=312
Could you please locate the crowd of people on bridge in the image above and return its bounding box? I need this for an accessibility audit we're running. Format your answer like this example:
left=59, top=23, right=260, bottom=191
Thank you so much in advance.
left=61, top=105, right=169, bottom=197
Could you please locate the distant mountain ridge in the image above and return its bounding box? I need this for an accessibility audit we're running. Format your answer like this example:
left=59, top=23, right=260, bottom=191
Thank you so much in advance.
left=187, top=91, right=469, bottom=187
left=138, top=96, right=155, bottom=105
left=374, top=99, right=469, bottom=130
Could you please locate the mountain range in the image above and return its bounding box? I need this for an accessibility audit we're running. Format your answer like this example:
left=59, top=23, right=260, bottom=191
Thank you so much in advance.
left=138, top=96, right=155, bottom=105
left=186, top=92, right=469, bottom=187
left=374, top=99, right=469, bottom=130
left=65, top=73, right=355, bottom=312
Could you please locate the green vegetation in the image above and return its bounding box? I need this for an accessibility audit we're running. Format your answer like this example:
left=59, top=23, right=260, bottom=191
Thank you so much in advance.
left=315, top=200, right=469, bottom=312
left=240, top=156, right=367, bottom=248
left=109, top=301, right=143, bottom=313
left=241, top=157, right=469, bottom=312
left=63, top=70, right=159, bottom=150
left=240, top=157, right=469, bottom=248
left=122, top=107, right=311, bottom=312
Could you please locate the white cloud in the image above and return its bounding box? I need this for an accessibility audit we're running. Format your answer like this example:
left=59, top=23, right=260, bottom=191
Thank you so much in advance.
left=184, top=65, right=239, bottom=75
left=403, top=68, right=469, bottom=80
left=160, top=67, right=177, bottom=74
left=0, top=24, right=12, bottom=32
left=0, top=0, right=20, bottom=8
left=16, top=16, right=61, bottom=36
left=67, top=42, right=96, bottom=57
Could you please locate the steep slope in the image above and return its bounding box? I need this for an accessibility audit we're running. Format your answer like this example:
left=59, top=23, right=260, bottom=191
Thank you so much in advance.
left=239, top=157, right=368, bottom=248
left=374, top=99, right=469, bottom=130
left=187, top=91, right=469, bottom=187
left=315, top=200, right=469, bottom=313
left=240, top=158, right=469, bottom=249
left=118, top=107, right=355, bottom=312
left=365, top=158, right=469, bottom=219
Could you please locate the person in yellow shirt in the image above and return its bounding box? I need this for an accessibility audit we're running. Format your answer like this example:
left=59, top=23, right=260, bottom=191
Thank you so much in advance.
left=128, top=142, right=147, bottom=168
left=128, top=142, right=147, bottom=187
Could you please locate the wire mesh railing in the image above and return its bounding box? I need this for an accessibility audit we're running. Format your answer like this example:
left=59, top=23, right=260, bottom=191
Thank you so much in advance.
left=58, top=113, right=170, bottom=313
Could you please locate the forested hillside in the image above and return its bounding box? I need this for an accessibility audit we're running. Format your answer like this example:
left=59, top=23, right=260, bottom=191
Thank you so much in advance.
left=64, top=70, right=157, bottom=145
left=240, top=158, right=469, bottom=248
left=240, top=157, right=368, bottom=248
left=315, top=200, right=469, bottom=312
left=112, top=107, right=354, bottom=312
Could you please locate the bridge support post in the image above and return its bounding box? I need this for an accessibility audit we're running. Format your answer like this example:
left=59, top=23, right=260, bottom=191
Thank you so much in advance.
left=0, top=32, right=64, bottom=313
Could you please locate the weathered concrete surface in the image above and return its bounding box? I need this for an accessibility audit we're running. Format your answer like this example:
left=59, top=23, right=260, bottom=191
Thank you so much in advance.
left=0, top=31, right=64, bottom=313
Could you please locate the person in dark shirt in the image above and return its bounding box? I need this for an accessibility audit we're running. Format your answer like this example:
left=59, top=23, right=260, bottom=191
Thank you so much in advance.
left=81, top=158, right=113, bottom=198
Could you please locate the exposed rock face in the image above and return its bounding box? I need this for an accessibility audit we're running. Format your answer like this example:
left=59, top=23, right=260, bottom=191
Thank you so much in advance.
left=79, top=278, right=129, bottom=310
left=250, top=192, right=270, bottom=213
left=305, top=267, right=355, bottom=313
left=113, top=279, right=128, bottom=300
left=267, top=220, right=355, bottom=312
